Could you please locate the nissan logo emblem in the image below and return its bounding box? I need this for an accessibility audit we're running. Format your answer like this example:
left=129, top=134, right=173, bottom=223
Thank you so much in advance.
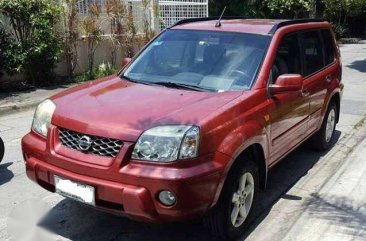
left=78, top=135, right=92, bottom=151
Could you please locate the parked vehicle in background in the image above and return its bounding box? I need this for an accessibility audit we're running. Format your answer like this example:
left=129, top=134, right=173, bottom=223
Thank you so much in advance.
left=0, top=137, right=4, bottom=162
left=22, top=18, right=343, bottom=240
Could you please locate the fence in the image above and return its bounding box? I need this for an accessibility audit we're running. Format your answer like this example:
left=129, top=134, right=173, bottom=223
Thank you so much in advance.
left=1, top=0, right=209, bottom=83
left=76, top=0, right=208, bottom=31
left=159, top=0, right=208, bottom=28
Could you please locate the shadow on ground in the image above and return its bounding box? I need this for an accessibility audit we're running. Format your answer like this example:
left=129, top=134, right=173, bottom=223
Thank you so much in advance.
left=0, top=162, right=14, bottom=186
left=305, top=193, right=366, bottom=238
left=347, top=59, right=366, bottom=73
left=39, top=131, right=342, bottom=241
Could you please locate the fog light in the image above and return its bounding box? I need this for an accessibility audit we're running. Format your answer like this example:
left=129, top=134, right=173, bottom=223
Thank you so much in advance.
left=158, top=191, right=176, bottom=206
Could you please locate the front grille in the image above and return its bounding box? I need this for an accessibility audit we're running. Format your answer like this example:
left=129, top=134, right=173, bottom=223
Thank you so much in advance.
left=58, top=128, right=123, bottom=158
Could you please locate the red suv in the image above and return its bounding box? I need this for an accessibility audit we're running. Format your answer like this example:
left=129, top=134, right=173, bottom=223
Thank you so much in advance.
left=22, top=18, right=343, bottom=240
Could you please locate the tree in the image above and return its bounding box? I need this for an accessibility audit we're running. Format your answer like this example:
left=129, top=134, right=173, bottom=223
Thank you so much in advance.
left=0, top=27, right=10, bottom=79
left=80, top=3, right=103, bottom=76
left=105, top=0, right=127, bottom=66
left=209, top=0, right=266, bottom=17
left=265, top=0, right=315, bottom=18
left=322, top=0, right=366, bottom=37
left=61, top=0, right=79, bottom=80
left=0, top=0, right=62, bottom=86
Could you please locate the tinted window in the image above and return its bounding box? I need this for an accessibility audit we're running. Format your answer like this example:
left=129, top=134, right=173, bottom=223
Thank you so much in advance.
left=301, top=31, right=324, bottom=76
left=321, top=29, right=336, bottom=65
left=123, top=30, right=270, bottom=91
left=270, top=34, right=301, bottom=84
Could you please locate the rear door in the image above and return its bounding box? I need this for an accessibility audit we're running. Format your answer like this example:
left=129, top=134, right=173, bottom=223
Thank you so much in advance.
left=301, top=29, right=337, bottom=136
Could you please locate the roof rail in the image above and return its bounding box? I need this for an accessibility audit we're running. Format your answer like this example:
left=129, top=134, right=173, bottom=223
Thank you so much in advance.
left=168, top=16, right=248, bottom=29
left=268, top=18, right=326, bottom=34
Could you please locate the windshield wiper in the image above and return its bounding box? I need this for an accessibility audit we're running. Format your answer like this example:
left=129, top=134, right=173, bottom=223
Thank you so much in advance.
left=153, top=82, right=214, bottom=92
left=121, top=75, right=155, bottom=86
left=121, top=76, right=214, bottom=92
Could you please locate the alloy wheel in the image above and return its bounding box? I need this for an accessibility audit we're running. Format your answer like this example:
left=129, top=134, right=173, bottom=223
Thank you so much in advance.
left=230, top=172, right=255, bottom=227
left=325, top=108, right=336, bottom=143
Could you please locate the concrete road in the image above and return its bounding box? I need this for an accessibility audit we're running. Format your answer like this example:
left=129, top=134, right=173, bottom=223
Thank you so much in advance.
left=1, top=44, right=366, bottom=241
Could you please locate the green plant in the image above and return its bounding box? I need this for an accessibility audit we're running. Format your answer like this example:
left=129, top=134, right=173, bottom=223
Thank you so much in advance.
left=125, top=5, right=137, bottom=57
left=61, top=0, right=79, bottom=80
left=322, top=0, right=366, bottom=38
left=0, top=26, right=10, bottom=79
left=209, top=0, right=267, bottom=17
left=80, top=3, right=103, bottom=76
left=75, top=62, right=119, bottom=82
left=0, top=0, right=62, bottom=86
left=141, top=0, right=155, bottom=43
left=265, top=0, right=315, bottom=18
left=332, top=22, right=347, bottom=39
left=106, top=0, right=127, bottom=66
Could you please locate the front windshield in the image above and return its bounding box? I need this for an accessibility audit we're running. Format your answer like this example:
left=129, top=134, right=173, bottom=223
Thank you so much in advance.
left=123, top=30, right=270, bottom=92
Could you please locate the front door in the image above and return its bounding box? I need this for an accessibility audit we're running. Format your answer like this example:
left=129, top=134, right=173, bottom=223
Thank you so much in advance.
left=268, top=33, right=310, bottom=164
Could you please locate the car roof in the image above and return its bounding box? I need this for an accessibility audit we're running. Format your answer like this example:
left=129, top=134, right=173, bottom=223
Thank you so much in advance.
left=170, top=17, right=328, bottom=35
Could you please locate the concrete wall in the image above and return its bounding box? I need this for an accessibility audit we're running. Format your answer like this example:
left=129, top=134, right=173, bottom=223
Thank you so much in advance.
left=1, top=36, right=147, bottom=85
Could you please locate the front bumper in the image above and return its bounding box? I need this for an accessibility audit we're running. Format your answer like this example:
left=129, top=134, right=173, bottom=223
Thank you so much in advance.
left=22, top=129, right=229, bottom=223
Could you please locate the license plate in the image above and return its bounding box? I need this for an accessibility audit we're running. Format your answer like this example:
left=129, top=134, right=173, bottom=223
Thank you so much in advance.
left=54, top=175, right=95, bottom=206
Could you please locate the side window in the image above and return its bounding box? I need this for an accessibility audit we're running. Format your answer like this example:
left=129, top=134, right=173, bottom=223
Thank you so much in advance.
left=321, top=29, right=336, bottom=65
left=301, top=30, right=324, bottom=76
left=270, top=33, right=301, bottom=84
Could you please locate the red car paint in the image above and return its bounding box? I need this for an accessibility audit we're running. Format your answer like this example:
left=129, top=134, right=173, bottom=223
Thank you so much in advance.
left=22, top=19, right=343, bottom=222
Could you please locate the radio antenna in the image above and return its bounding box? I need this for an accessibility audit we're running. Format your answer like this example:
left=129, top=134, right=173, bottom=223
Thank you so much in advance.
left=215, top=6, right=227, bottom=27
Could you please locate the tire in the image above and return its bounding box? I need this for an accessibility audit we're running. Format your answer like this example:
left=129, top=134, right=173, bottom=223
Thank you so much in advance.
left=0, top=137, right=4, bottom=162
left=204, top=160, right=259, bottom=240
left=311, top=102, right=338, bottom=151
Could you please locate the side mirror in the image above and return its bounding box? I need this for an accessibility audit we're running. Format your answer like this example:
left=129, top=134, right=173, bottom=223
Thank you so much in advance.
left=121, top=57, right=132, bottom=69
left=269, top=74, right=303, bottom=95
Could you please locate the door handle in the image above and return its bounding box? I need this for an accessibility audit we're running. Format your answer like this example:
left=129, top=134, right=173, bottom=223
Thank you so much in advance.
left=325, top=74, right=332, bottom=83
left=302, top=89, right=310, bottom=97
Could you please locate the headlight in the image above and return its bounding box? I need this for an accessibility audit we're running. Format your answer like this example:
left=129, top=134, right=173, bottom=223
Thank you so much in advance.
left=132, top=125, right=200, bottom=162
left=32, top=99, right=56, bottom=137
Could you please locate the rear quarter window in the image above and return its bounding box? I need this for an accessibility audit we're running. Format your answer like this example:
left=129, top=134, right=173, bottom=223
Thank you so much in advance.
left=300, top=30, right=325, bottom=76
left=321, top=29, right=336, bottom=66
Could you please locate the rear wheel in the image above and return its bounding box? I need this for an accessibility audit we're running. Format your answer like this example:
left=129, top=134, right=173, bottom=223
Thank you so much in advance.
left=204, top=160, right=258, bottom=240
left=0, top=137, right=4, bottom=162
left=311, top=102, right=338, bottom=151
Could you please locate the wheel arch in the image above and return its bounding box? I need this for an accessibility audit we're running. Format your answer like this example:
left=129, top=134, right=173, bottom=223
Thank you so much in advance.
left=330, top=92, right=341, bottom=123
left=212, top=142, right=268, bottom=208
left=235, top=143, right=267, bottom=190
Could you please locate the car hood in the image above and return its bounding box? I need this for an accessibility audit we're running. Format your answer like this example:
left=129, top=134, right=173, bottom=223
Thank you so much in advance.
left=51, top=76, right=242, bottom=141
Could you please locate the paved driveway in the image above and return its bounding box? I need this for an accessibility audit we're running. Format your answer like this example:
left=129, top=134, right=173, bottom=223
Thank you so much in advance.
left=0, top=43, right=366, bottom=241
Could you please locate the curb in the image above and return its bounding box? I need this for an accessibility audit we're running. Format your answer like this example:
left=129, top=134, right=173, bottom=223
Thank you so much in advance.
left=0, top=101, right=40, bottom=117
left=0, top=84, right=76, bottom=117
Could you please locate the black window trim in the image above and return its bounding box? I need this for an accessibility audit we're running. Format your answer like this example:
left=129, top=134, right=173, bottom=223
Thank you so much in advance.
left=320, top=28, right=337, bottom=67
left=267, top=27, right=337, bottom=89
left=299, top=28, right=337, bottom=80
left=267, top=31, right=303, bottom=87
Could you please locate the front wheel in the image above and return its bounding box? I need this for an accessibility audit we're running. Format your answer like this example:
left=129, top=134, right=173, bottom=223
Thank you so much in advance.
left=311, top=102, right=338, bottom=151
left=204, top=161, right=258, bottom=240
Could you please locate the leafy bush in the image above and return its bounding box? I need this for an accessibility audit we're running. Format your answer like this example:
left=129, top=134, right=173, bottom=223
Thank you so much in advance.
left=265, top=0, right=315, bottom=18
left=75, top=63, right=119, bottom=83
left=322, top=0, right=366, bottom=39
left=61, top=0, right=79, bottom=80
left=332, top=23, right=347, bottom=39
left=80, top=3, right=103, bottom=76
left=0, top=26, right=21, bottom=79
left=0, top=0, right=62, bottom=86
left=0, top=28, right=9, bottom=79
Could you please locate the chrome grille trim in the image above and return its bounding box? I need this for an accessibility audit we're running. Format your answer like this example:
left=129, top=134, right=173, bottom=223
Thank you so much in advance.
left=58, top=128, right=123, bottom=158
